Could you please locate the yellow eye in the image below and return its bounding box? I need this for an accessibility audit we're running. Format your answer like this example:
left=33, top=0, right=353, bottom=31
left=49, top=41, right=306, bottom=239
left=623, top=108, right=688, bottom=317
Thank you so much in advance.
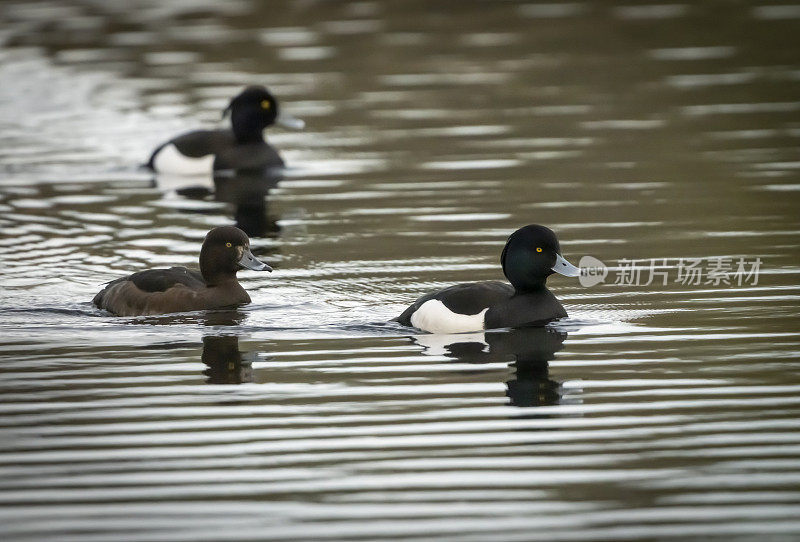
left=260, top=100, right=271, bottom=110
left=536, top=247, right=543, bottom=252
left=226, top=242, right=232, bottom=248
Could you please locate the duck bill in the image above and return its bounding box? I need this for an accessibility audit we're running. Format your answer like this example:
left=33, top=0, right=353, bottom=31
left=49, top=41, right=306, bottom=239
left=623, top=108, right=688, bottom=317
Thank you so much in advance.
left=552, top=253, right=580, bottom=277
left=238, top=248, right=272, bottom=272
left=275, top=112, right=305, bottom=130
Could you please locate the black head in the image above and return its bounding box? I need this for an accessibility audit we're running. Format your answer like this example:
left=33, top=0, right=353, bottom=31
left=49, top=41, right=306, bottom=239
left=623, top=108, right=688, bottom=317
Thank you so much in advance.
left=223, top=86, right=279, bottom=143
left=500, top=224, right=578, bottom=292
left=199, top=226, right=271, bottom=285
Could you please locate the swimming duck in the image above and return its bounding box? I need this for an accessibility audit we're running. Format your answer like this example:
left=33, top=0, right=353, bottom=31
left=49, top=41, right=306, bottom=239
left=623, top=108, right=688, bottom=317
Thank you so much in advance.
left=396, top=224, right=580, bottom=333
left=146, top=86, right=304, bottom=175
left=93, top=226, right=271, bottom=316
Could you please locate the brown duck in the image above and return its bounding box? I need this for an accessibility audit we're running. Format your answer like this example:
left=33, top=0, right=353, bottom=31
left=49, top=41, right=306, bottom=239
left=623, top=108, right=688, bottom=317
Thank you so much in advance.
left=93, top=226, right=271, bottom=316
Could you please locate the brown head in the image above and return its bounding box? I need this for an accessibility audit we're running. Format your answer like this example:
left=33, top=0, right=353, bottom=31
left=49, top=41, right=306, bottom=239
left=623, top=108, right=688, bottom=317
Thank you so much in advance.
left=199, top=226, right=272, bottom=286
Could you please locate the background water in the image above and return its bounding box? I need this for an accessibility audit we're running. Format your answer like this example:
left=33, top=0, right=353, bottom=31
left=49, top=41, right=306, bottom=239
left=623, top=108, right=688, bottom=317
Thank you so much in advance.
left=1, top=1, right=800, bottom=540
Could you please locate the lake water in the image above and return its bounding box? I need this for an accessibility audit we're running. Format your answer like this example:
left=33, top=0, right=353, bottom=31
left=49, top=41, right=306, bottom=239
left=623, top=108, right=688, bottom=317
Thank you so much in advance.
left=1, top=1, right=800, bottom=540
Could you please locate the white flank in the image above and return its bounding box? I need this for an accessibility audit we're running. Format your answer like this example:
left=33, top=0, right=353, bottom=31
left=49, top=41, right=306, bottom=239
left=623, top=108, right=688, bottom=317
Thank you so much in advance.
left=410, top=299, right=488, bottom=334
left=152, top=144, right=214, bottom=176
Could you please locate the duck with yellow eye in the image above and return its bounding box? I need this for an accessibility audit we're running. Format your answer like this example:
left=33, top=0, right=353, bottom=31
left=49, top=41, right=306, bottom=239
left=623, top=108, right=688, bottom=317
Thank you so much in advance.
left=93, top=226, right=272, bottom=316
left=146, top=85, right=304, bottom=176
left=396, top=224, right=581, bottom=333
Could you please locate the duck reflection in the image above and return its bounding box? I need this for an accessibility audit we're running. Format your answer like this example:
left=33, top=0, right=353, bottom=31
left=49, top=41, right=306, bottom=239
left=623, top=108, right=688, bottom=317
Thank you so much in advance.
left=215, top=170, right=282, bottom=238
left=199, top=308, right=256, bottom=384
left=132, top=309, right=255, bottom=383
left=414, top=327, right=569, bottom=407
left=132, top=308, right=247, bottom=327
left=201, top=334, right=255, bottom=384
left=200, top=308, right=248, bottom=327
left=154, top=168, right=283, bottom=238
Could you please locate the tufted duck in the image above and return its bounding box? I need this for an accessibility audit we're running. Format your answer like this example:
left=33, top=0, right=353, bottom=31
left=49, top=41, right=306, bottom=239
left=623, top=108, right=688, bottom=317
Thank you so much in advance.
left=396, top=224, right=580, bottom=333
left=93, top=226, right=271, bottom=316
left=146, top=86, right=303, bottom=175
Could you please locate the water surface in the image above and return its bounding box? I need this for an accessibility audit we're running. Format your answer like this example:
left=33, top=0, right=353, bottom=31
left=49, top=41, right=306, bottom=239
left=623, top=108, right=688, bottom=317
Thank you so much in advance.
left=1, top=1, right=800, bottom=540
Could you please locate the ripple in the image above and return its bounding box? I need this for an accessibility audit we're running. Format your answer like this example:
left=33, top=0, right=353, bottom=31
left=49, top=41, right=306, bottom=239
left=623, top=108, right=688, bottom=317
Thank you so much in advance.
left=753, top=5, right=800, bottom=19
left=755, top=183, right=800, bottom=191
left=420, top=159, right=521, bottom=170
left=666, top=72, right=758, bottom=88
left=258, top=27, right=319, bottom=46
left=649, top=46, right=737, bottom=60
left=613, top=4, right=689, bottom=20
left=681, top=102, right=800, bottom=116
left=277, top=46, right=336, bottom=61
left=581, top=119, right=665, bottom=130
left=518, top=3, right=587, bottom=18
left=410, top=213, right=511, bottom=222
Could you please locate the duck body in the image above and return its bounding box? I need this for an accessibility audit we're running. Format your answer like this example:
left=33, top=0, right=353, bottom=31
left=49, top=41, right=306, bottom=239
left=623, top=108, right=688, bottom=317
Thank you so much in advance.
left=396, top=281, right=512, bottom=334
left=92, top=267, right=250, bottom=317
left=396, top=281, right=567, bottom=333
left=147, top=129, right=285, bottom=175
left=396, top=225, right=579, bottom=333
left=145, top=86, right=302, bottom=176
left=93, top=226, right=271, bottom=317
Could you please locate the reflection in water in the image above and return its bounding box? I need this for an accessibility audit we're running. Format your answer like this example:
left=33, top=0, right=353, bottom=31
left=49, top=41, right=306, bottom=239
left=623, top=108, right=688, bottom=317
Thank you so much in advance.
left=132, top=308, right=247, bottom=327
left=201, top=309, right=255, bottom=384
left=215, top=170, right=283, bottom=238
left=200, top=309, right=248, bottom=327
left=414, top=327, right=569, bottom=407
left=493, top=327, right=568, bottom=409
left=155, top=169, right=283, bottom=238
left=201, top=334, right=253, bottom=384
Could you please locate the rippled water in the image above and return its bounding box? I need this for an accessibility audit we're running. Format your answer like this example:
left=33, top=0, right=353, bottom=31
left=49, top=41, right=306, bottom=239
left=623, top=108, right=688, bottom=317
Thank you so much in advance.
left=2, top=1, right=800, bottom=540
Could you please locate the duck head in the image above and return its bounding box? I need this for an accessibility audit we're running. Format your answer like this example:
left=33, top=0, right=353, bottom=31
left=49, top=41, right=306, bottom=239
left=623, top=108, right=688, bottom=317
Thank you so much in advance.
left=501, top=224, right=579, bottom=292
left=223, top=86, right=304, bottom=143
left=199, top=226, right=272, bottom=285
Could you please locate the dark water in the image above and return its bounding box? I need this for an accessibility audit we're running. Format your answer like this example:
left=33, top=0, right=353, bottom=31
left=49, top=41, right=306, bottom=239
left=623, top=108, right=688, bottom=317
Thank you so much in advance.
left=2, top=1, right=800, bottom=540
